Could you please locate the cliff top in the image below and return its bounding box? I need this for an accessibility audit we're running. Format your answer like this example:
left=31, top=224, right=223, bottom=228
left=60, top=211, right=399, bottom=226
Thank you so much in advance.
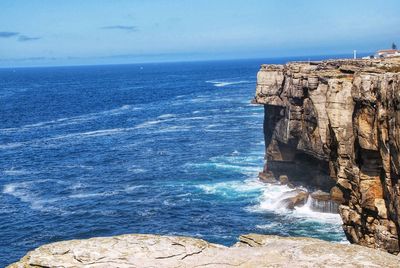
left=260, top=57, right=400, bottom=73
left=254, top=56, right=400, bottom=107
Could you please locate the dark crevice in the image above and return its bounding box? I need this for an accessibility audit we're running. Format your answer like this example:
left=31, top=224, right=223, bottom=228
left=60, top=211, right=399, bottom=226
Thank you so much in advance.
left=181, top=247, right=206, bottom=260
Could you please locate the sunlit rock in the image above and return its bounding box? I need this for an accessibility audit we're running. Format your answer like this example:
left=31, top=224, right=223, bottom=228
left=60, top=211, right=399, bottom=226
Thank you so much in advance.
left=254, top=57, right=400, bottom=254
left=8, top=234, right=400, bottom=267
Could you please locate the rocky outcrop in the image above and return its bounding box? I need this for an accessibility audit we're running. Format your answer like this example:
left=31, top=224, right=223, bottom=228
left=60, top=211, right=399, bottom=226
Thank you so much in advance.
left=310, top=190, right=340, bottom=213
left=254, top=57, right=400, bottom=254
left=279, top=189, right=309, bottom=209
left=8, top=233, right=400, bottom=267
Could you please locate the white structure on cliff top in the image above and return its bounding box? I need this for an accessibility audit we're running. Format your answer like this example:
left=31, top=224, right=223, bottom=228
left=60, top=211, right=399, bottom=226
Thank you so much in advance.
left=362, top=49, right=400, bottom=59
left=375, top=49, right=400, bottom=58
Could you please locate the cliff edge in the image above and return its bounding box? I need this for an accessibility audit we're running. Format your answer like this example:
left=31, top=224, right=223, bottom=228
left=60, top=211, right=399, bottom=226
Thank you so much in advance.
left=254, top=57, right=400, bottom=253
left=8, top=233, right=400, bottom=267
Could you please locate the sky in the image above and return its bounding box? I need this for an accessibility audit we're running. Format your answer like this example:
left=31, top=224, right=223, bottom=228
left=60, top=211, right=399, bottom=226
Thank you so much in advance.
left=0, top=0, right=399, bottom=67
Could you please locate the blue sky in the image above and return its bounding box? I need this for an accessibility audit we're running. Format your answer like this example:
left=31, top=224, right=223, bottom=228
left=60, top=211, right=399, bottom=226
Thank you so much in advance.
left=0, top=0, right=399, bottom=67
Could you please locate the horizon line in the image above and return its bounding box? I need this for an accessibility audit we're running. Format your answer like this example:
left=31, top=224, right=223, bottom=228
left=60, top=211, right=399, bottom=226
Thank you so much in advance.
left=0, top=51, right=373, bottom=70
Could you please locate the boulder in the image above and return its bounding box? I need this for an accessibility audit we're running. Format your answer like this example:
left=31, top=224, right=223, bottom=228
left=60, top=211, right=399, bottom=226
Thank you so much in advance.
left=278, top=175, right=289, bottom=185
left=280, top=190, right=309, bottom=209
left=258, top=171, right=278, bottom=184
left=311, top=190, right=331, bottom=201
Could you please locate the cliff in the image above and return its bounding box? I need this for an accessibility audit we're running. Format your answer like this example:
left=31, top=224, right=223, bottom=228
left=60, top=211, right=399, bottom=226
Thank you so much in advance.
left=254, top=57, right=400, bottom=254
left=8, top=233, right=400, bottom=267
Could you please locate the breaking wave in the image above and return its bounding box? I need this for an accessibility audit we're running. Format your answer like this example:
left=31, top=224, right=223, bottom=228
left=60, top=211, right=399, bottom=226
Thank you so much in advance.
left=197, top=176, right=342, bottom=226
left=157, top=114, right=176, bottom=119
left=206, top=80, right=253, bottom=87
left=248, top=183, right=343, bottom=225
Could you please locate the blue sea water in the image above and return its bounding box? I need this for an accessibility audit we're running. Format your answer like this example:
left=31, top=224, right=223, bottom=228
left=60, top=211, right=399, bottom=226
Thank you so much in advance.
left=0, top=57, right=347, bottom=266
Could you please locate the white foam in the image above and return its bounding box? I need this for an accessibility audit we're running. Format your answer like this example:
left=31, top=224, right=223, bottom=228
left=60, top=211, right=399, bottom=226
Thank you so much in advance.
left=124, top=185, right=144, bottom=192
left=248, top=183, right=342, bottom=225
left=68, top=182, right=86, bottom=190
left=186, top=162, right=260, bottom=175
left=127, top=166, right=147, bottom=173
left=191, top=151, right=342, bottom=226
left=162, top=199, right=171, bottom=206
left=54, top=128, right=132, bottom=139
left=134, top=120, right=164, bottom=129
left=210, top=153, right=264, bottom=166
left=157, top=114, right=176, bottom=119
left=292, top=197, right=342, bottom=224
left=3, top=168, right=31, bottom=176
left=64, top=164, right=94, bottom=170
left=179, top=116, right=209, bottom=121
left=189, top=98, right=209, bottom=103
left=134, top=115, right=207, bottom=131
left=202, top=129, right=228, bottom=133
left=0, top=127, right=138, bottom=150
left=252, top=184, right=307, bottom=213
left=0, top=142, right=26, bottom=150
left=0, top=104, right=140, bottom=133
left=2, top=180, right=65, bottom=212
left=3, top=183, right=18, bottom=195
left=204, top=124, right=223, bottom=129
left=206, top=80, right=253, bottom=87
left=197, top=179, right=264, bottom=197
left=153, top=126, right=192, bottom=133
left=256, top=222, right=283, bottom=230
left=69, top=192, right=117, bottom=199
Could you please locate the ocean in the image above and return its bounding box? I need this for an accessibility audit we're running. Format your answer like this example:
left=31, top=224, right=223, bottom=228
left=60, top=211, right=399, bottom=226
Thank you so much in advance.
left=0, top=57, right=347, bottom=266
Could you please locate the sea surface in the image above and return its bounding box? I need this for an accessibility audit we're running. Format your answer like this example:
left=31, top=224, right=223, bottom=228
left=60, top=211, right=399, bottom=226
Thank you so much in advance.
left=0, top=57, right=347, bottom=266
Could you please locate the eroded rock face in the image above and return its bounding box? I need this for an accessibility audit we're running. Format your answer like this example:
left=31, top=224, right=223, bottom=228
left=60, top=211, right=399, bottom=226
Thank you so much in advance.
left=254, top=57, right=400, bottom=254
left=8, top=233, right=400, bottom=267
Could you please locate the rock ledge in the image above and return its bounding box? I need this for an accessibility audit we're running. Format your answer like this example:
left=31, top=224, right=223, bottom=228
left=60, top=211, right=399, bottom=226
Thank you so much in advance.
left=8, top=233, right=400, bottom=267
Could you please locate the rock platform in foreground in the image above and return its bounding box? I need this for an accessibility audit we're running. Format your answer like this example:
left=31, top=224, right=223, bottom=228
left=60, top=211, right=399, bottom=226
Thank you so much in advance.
left=8, top=233, right=400, bottom=267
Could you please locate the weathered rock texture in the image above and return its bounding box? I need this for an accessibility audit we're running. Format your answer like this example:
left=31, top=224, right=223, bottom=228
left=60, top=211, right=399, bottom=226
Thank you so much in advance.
left=254, top=57, right=400, bottom=254
left=8, top=233, right=400, bottom=267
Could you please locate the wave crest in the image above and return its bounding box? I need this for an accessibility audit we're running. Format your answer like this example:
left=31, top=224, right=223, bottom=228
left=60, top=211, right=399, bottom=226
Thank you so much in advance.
left=206, top=80, right=254, bottom=87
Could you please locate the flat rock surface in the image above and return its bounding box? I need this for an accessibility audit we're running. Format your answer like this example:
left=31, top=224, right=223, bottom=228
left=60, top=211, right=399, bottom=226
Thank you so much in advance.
left=8, top=233, right=400, bottom=267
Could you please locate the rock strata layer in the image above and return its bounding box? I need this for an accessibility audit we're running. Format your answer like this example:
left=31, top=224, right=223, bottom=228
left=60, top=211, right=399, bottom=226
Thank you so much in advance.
left=254, top=57, right=400, bottom=253
left=8, top=233, right=400, bottom=267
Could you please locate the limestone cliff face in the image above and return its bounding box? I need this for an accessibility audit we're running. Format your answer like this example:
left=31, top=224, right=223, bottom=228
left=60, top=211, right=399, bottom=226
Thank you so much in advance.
left=254, top=57, right=400, bottom=254
left=8, top=233, right=400, bottom=267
